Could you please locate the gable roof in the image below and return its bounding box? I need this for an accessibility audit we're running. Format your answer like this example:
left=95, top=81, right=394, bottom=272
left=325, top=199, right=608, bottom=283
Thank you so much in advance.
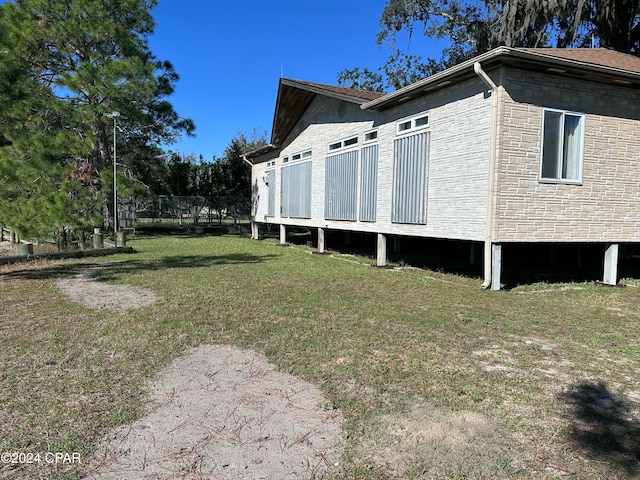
left=270, top=78, right=383, bottom=146
left=363, top=46, right=640, bottom=111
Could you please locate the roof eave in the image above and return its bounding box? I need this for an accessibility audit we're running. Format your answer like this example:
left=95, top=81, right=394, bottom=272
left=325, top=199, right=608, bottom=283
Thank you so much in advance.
left=361, top=47, right=513, bottom=111
left=362, top=46, right=640, bottom=111
left=243, top=143, right=280, bottom=163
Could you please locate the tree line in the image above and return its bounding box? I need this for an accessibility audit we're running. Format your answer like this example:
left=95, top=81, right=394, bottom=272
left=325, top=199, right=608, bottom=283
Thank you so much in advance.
left=339, top=0, right=640, bottom=91
left=0, top=0, right=263, bottom=245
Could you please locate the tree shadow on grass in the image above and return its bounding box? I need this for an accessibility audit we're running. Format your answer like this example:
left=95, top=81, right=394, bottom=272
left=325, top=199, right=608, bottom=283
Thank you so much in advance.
left=0, top=253, right=276, bottom=281
left=559, top=381, right=640, bottom=476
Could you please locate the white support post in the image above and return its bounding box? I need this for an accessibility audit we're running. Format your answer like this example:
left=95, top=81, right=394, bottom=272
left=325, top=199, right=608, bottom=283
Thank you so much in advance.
left=251, top=220, right=258, bottom=240
left=317, top=228, right=325, bottom=254
left=603, top=243, right=619, bottom=286
left=279, top=224, right=286, bottom=245
left=377, top=233, right=387, bottom=267
left=491, top=243, right=502, bottom=291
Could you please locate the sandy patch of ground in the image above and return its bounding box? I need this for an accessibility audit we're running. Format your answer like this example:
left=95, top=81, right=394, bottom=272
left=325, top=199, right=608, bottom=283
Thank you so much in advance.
left=84, top=345, right=343, bottom=480
left=360, top=403, right=513, bottom=478
left=53, top=265, right=343, bottom=479
left=55, top=262, right=158, bottom=312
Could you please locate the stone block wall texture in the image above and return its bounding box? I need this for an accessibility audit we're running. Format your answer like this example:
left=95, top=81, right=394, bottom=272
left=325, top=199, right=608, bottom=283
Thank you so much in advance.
left=496, top=67, right=640, bottom=242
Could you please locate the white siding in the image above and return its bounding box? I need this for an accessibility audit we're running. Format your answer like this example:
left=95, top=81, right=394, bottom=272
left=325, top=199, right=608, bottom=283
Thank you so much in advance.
left=252, top=76, right=491, bottom=242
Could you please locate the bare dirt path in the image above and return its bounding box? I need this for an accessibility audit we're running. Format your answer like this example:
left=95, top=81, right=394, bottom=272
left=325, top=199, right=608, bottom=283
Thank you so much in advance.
left=84, top=345, right=343, bottom=480
left=53, top=264, right=343, bottom=480
left=55, top=262, right=158, bottom=312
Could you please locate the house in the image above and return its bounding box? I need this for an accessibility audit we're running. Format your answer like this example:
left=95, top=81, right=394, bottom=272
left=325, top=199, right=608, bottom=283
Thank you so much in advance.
left=244, top=47, right=640, bottom=290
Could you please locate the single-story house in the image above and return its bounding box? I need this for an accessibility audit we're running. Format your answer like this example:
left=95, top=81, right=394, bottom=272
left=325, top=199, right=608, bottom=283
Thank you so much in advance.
left=244, top=46, right=640, bottom=290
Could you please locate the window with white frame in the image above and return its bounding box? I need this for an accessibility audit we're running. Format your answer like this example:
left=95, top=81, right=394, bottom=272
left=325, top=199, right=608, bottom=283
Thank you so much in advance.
left=540, top=108, right=585, bottom=183
left=328, top=136, right=358, bottom=152
left=364, top=130, right=378, bottom=142
left=397, top=113, right=429, bottom=134
left=291, top=149, right=312, bottom=162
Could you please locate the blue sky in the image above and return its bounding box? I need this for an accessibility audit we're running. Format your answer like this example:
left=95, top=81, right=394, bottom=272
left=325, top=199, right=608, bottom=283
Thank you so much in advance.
left=147, top=0, right=443, bottom=160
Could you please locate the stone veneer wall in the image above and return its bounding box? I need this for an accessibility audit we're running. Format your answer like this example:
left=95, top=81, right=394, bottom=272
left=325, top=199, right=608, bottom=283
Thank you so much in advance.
left=495, top=67, right=640, bottom=243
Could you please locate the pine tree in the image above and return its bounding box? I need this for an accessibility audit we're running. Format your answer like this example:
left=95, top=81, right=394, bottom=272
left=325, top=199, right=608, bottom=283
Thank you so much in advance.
left=0, top=0, right=194, bottom=241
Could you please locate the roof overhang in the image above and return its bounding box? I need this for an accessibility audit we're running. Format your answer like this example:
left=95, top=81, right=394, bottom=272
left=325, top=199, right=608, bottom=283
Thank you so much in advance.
left=270, top=78, right=383, bottom=146
left=243, top=143, right=280, bottom=164
left=362, top=46, right=640, bottom=111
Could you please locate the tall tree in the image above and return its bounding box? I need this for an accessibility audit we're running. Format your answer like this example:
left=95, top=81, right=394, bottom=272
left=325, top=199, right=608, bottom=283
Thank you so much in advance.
left=0, top=0, right=194, bottom=240
left=339, top=0, right=640, bottom=91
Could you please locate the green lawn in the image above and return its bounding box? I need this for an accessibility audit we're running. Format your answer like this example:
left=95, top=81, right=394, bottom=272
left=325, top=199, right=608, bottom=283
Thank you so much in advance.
left=1, top=231, right=640, bottom=479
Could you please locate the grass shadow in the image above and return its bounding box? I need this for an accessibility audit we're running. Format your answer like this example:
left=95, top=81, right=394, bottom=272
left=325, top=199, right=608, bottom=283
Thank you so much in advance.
left=0, top=253, right=276, bottom=281
left=559, top=381, right=640, bottom=476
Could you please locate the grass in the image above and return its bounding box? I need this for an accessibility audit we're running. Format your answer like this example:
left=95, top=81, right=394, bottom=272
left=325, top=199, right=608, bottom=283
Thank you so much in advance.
left=1, top=230, right=640, bottom=478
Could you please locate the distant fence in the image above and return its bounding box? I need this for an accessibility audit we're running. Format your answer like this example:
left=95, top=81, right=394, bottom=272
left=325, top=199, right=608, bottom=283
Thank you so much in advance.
left=1, top=225, right=17, bottom=243
left=121, top=195, right=250, bottom=228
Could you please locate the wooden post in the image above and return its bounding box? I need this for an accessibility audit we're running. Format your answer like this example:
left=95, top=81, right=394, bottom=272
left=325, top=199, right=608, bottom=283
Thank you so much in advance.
left=279, top=224, right=286, bottom=245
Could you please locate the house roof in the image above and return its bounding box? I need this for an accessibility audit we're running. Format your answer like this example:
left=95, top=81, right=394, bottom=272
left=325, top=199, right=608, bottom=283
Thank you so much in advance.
left=519, top=47, right=640, bottom=74
left=362, top=46, right=640, bottom=110
left=247, top=47, right=640, bottom=161
left=270, top=78, right=383, bottom=147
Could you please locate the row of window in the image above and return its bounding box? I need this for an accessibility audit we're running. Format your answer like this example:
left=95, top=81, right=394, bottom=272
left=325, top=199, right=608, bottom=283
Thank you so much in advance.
left=266, top=107, right=585, bottom=186
left=268, top=113, right=429, bottom=169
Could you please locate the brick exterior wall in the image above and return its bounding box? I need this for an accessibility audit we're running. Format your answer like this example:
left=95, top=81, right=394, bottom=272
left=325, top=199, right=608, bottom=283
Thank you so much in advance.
left=495, top=67, right=640, bottom=243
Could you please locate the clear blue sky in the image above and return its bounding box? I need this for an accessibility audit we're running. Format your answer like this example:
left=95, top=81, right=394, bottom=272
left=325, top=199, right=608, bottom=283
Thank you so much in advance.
left=147, top=0, right=442, bottom=160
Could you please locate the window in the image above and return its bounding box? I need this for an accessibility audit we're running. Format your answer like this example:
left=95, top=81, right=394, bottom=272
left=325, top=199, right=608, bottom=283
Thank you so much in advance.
left=327, top=136, right=358, bottom=152
left=325, top=151, right=358, bottom=221
left=360, top=144, right=378, bottom=222
left=398, top=120, right=412, bottom=132
left=540, top=109, right=584, bottom=183
left=290, top=149, right=312, bottom=162
left=282, top=156, right=289, bottom=164
left=397, top=114, right=429, bottom=134
left=281, top=162, right=312, bottom=218
left=392, top=132, right=429, bottom=224
left=266, top=160, right=276, bottom=168
left=364, top=130, right=378, bottom=142
left=266, top=169, right=276, bottom=217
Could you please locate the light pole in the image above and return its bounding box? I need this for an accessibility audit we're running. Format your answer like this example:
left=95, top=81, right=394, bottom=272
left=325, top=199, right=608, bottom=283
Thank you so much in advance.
left=105, top=112, right=120, bottom=246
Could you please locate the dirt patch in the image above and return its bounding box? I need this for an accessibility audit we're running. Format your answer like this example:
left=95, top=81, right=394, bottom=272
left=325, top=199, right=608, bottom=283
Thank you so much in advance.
left=84, top=345, right=343, bottom=480
left=55, top=262, right=158, bottom=312
left=360, top=403, right=513, bottom=478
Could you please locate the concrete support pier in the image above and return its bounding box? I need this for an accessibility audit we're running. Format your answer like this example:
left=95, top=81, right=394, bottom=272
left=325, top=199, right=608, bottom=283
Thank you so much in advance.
left=377, top=233, right=387, bottom=267
left=491, top=243, right=502, bottom=291
left=317, top=228, right=325, bottom=254
left=603, top=243, right=619, bottom=286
